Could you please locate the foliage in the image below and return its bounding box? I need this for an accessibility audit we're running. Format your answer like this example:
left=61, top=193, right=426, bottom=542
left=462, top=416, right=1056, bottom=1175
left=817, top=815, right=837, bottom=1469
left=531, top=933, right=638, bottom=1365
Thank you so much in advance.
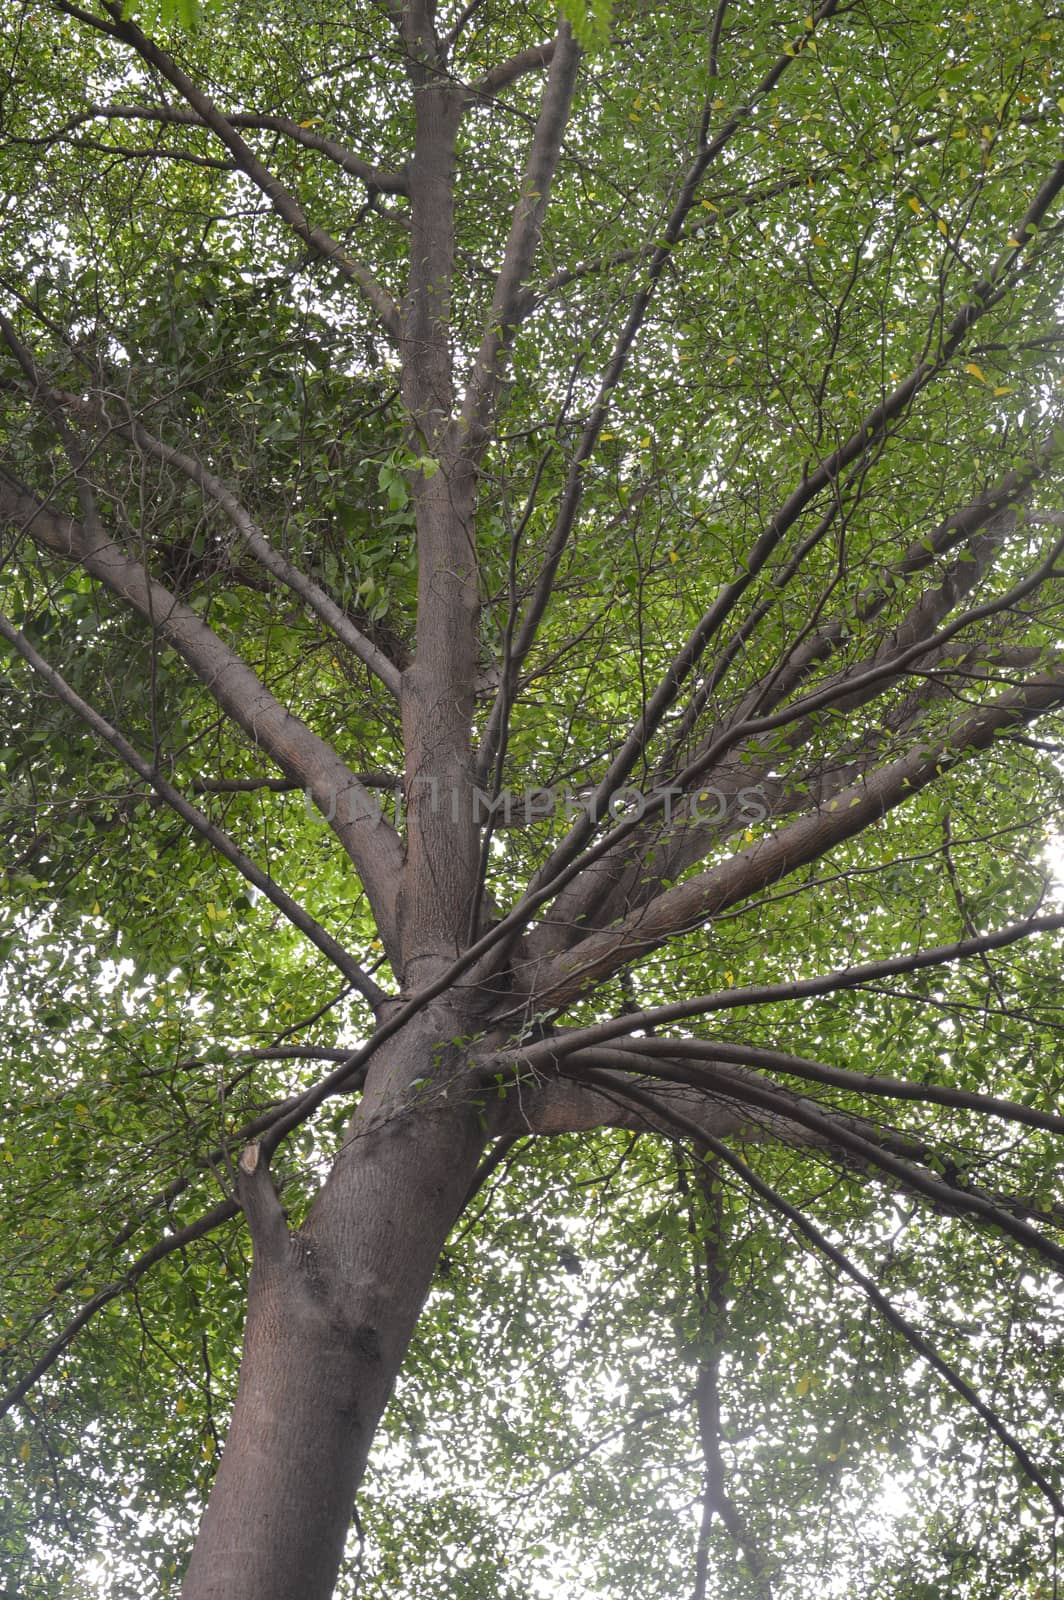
left=1, top=0, right=1064, bottom=1596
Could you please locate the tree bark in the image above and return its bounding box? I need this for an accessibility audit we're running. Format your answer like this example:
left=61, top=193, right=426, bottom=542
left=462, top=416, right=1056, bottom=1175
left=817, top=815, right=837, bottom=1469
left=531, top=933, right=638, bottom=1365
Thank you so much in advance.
left=180, top=1020, right=486, bottom=1600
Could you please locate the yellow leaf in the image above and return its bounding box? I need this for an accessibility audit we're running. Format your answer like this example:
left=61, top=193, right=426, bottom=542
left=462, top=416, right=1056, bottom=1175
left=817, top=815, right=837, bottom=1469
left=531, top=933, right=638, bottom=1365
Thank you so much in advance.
left=1006, top=235, right=1022, bottom=247
left=906, top=196, right=923, bottom=214
left=700, top=199, right=719, bottom=212
left=965, top=362, right=986, bottom=383
left=937, top=217, right=949, bottom=236
left=92, top=899, right=101, bottom=916
left=297, top=118, right=321, bottom=128
left=993, top=385, right=1014, bottom=396
left=724, top=971, right=734, bottom=986
left=669, top=550, right=678, bottom=563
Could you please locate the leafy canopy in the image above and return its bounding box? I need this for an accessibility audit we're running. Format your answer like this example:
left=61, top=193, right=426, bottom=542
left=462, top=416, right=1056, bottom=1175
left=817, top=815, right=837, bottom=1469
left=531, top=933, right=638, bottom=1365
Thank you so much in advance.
left=1, top=0, right=1064, bottom=1596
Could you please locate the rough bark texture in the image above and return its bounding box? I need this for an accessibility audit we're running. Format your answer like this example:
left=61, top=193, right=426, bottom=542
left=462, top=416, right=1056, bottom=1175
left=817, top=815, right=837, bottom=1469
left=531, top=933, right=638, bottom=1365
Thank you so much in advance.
left=182, top=1014, right=488, bottom=1599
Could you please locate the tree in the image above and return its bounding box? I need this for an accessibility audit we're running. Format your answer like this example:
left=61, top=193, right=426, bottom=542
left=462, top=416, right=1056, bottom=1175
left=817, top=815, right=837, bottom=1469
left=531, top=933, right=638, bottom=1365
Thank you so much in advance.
left=1, top=0, right=1064, bottom=1594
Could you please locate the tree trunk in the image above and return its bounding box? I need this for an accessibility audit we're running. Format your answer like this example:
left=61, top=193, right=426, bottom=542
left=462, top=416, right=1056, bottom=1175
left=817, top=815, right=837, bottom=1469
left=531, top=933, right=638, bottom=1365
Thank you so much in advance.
left=180, top=1024, right=486, bottom=1600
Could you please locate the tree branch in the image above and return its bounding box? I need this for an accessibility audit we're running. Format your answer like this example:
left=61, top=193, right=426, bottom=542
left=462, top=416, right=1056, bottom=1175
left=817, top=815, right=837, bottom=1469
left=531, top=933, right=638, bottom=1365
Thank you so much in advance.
left=191, top=772, right=399, bottom=794
left=0, top=1195, right=240, bottom=1418
left=469, top=39, right=558, bottom=98
left=485, top=153, right=1064, bottom=967
left=460, top=22, right=581, bottom=444
left=20, top=102, right=410, bottom=192
left=603, top=1035, right=1064, bottom=1139
left=508, top=492, right=1064, bottom=990
left=510, top=910, right=1064, bottom=1058
left=560, top=1050, right=1064, bottom=1266
left=529, top=659, right=1064, bottom=1004
left=0, top=471, right=405, bottom=954
left=55, top=3, right=403, bottom=340
left=566, top=1069, right=1064, bottom=1517
left=59, top=389, right=403, bottom=701
left=475, top=0, right=848, bottom=787
left=538, top=437, right=1057, bottom=951
left=0, top=610, right=390, bottom=1008
left=0, top=1042, right=374, bottom=1417
left=688, top=1155, right=773, bottom=1600
left=237, top=1143, right=291, bottom=1269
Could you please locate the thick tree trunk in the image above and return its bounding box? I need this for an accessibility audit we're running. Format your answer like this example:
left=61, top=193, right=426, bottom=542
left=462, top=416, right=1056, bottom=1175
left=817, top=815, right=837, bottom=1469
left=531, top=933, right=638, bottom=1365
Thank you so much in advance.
left=180, top=1024, right=486, bottom=1600
left=185, top=50, right=490, bottom=1599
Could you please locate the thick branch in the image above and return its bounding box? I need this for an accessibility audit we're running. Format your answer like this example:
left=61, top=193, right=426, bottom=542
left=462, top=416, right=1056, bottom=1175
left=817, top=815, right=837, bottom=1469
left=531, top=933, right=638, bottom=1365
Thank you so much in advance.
left=517, top=497, right=1064, bottom=983
left=470, top=39, right=557, bottom=97
left=539, top=440, right=1055, bottom=951
left=606, top=1035, right=1064, bottom=1138
left=0, top=472, right=404, bottom=953
left=62, top=392, right=403, bottom=700
left=191, top=772, right=399, bottom=794
left=530, top=660, right=1064, bottom=1004
left=398, top=70, right=479, bottom=972
left=484, top=1067, right=755, bottom=1144
left=496, top=155, right=1064, bottom=940
left=237, top=1143, right=291, bottom=1268
left=0, top=610, right=389, bottom=1008
left=562, top=1051, right=1064, bottom=1267
left=460, top=22, right=581, bottom=443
